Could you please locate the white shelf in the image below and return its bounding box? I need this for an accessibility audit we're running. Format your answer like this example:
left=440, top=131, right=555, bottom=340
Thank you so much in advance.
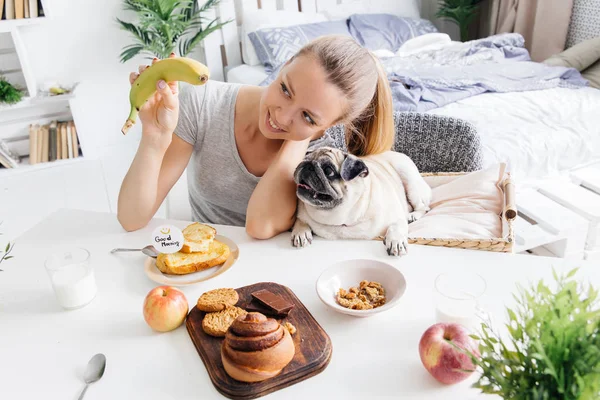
left=0, top=92, right=76, bottom=113
left=0, top=17, right=47, bottom=33
left=0, top=156, right=87, bottom=177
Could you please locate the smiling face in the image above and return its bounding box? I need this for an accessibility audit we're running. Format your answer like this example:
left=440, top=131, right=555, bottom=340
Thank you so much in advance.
left=258, top=55, right=347, bottom=141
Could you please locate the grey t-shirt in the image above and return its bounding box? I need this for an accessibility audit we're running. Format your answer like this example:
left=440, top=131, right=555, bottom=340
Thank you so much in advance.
left=174, top=80, right=259, bottom=226
left=173, top=80, right=344, bottom=226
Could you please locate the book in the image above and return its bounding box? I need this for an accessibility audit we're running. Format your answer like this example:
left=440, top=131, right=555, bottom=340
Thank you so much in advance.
left=0, top=0, right=5, bottom=20
left=24, top=0, right=30, bottom=18
left=29, top=123, right=39, bottom=165
left=28, top=0, right=38, bottom=18
left=61, top=122, right=68, bottom=159
left=69, top=121, right=79, bottom=157
left=66, top=121, right=73, bottom=159
left=49, top=120, right=57, bottom=161
left=5, top=0, right=15, bottom=19
left=41, top=124, right=49, bottom=162
left=36, top=123, right=43, bottom=162
left=15, top=0, right=24, bottom=19
left=56, top=122, right=62, bottom=160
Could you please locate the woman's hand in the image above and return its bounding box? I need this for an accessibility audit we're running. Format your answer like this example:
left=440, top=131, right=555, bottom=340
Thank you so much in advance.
left=129, top=53, right=179, bottom=151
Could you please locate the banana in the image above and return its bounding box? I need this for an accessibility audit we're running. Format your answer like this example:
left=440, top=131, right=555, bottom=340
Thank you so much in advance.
left=121, top=57, right=210, bottom=135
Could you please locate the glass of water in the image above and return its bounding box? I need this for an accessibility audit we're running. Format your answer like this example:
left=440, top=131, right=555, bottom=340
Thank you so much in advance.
left=434, top=271, right=487, bottom=332
left=45, top=247, right=97, bottom=310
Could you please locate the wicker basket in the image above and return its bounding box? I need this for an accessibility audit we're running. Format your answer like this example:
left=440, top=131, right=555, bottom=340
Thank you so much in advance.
left=378, top=171, right=517, bottom=253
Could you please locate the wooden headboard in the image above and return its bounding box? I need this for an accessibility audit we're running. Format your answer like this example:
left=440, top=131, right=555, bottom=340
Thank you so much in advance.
left=198, top=0, right=430, bottom=82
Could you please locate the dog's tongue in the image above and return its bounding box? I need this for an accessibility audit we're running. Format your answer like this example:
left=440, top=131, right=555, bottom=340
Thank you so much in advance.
left=298, top=183, right=319, bottom=199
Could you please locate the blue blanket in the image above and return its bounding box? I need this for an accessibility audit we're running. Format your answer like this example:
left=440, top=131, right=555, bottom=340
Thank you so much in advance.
left=259, top=33, right=589, bottom=112
left=382, top=33, right=588, bottom=111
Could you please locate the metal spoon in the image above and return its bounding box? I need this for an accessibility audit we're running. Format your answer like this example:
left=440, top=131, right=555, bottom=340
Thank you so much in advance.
left=78, top=353, right=106, bottom=400
left=110, top=245, right=159, bottom=258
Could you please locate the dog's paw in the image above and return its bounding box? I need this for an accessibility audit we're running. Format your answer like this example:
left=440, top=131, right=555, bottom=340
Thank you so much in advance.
left=407, top=180, right=432, bottom=217
left=408, top=210, right=427, bottom=224
left=383, top=234, right=408, bottom=257
left=291, top=228, right=313, bottom=248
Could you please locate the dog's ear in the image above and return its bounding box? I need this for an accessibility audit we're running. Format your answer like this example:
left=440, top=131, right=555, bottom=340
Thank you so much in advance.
left=341, top=155, right=369, bottom=181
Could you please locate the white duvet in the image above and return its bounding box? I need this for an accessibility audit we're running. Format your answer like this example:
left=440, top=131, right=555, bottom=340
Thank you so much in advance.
left=428, top=87, right=600, bottom=182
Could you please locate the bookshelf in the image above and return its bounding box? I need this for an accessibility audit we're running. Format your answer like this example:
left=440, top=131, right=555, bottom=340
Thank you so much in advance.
left=0, top=16, right=46, bottom=33
left=0, top=0, right=87, bottom=175
left=0, top=91, right=76, bottom=112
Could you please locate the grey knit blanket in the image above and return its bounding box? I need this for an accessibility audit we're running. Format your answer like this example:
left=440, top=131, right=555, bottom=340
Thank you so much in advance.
left=309, top=112, right=483, bottom=173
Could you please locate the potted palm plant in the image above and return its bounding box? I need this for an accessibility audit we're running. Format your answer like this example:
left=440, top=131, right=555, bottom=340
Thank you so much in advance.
left=436, top=0, right=485, bottom=42
left=116, top=0, right=231, bottom=63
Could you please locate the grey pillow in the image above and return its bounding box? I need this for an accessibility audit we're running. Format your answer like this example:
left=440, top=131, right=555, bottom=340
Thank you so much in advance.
left=248, top=20, right=352, bottom=72
left=566, top=0, right=600, bottom=48
left=348, top=13, right=438, bottom=52
left=318, top=112, right=483, bottom=173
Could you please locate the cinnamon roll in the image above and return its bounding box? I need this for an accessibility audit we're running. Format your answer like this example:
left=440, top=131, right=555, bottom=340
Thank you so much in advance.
left=221, top=312, right=295, bottom=382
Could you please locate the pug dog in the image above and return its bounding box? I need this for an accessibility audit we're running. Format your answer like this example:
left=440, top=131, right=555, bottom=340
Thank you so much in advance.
left=291, top=147, right=432, bottom=256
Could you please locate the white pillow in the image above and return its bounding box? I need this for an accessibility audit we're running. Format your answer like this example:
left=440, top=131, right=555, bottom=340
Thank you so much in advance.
left=321, top=0, right=420, bottom=21
left=241, top=9, right=327, bottom=66
left=396, top=33, right=453, bottom=56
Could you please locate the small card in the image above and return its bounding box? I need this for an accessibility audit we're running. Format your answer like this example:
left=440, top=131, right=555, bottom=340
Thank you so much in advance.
left=151, top=225, right=184, bottom=254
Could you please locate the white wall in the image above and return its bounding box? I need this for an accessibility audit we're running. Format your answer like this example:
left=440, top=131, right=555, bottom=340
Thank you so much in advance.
left=20, top=0, right=142, bottom=143
left=13, top=0, right=200, bottom=218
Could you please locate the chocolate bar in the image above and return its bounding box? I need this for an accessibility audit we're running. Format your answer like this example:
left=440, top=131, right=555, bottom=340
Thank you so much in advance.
left=245, top=299, right=291, bottom=317
left=251, top=289, right=295, bottom=314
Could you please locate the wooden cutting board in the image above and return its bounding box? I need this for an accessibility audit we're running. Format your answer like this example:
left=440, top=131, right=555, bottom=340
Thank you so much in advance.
left=186, top=282, right=333, bottom=400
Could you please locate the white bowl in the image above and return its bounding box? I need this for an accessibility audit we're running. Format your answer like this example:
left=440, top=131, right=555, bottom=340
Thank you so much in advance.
left=316, top=259, right=407, bottom=318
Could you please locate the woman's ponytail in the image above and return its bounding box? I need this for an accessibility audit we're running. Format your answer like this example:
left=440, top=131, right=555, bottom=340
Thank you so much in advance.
left=346, top=56, right=394, bottom=156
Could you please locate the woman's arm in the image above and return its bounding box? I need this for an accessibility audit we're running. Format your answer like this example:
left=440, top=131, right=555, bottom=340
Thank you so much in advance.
left=117, top=134, right=193, bottom=231
left=245, top=139, right=310, bottom=239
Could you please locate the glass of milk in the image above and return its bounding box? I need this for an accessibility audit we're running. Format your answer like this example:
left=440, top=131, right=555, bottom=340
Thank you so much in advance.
left=434, top=271, right=487, bottom=332
left=45, top=247, right=97, bottom=310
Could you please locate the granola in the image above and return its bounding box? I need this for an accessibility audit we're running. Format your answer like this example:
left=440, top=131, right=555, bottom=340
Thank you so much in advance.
left=336, top=280, right=386, bottom=310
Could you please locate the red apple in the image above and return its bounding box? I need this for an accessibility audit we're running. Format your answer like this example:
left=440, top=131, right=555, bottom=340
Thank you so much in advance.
left=143, top=286, right=189, bottom=332
left=419, top=323, right=479, bottom=385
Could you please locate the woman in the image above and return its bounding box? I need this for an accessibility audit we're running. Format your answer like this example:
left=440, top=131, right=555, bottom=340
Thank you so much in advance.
left=117, top=35, right=394, bottom=239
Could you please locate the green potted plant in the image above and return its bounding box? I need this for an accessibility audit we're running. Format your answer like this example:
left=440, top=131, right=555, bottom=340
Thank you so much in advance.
left=0, top=76, right=24, bottom=105
left=116, top=0, right=231, bottom=63
left=436, top=0, right=485, bottom=42
left=467, top=268, right=600, bottom=399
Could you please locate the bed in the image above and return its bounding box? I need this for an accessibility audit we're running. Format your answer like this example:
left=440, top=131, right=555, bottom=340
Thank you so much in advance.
left=200, top=0, right=600, bottom=182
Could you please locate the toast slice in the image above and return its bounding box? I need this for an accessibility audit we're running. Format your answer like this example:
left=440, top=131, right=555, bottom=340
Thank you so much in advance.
left=156, top=240, right=230, bottom=275
left=181, top=222, right=217, bottom=253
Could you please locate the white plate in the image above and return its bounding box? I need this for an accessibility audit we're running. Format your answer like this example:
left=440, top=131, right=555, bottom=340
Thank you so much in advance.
left=144, top=235, right=239, bottom=287
left=316, top=259, right=406, bottom=317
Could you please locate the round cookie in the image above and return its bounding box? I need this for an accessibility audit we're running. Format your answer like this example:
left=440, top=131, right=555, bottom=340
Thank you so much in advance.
left=197, top=288, right=239, bottom=312
left=202, top=306, right=248, bottom=337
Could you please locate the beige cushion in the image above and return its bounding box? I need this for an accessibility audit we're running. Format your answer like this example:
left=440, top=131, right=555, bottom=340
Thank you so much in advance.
left=408, top=164, right=506, bottom=240
left=544, top=37, right=600, bottom=88
left=582, top=60, right=600, bottom=89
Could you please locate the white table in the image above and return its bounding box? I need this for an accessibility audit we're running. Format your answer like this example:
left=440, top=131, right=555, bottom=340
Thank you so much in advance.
left=1, top=209, right=598, bottom=400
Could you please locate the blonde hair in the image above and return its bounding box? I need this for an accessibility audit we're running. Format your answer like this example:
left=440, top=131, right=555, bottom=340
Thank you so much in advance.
left=296, top=35, right=394, bottom=156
